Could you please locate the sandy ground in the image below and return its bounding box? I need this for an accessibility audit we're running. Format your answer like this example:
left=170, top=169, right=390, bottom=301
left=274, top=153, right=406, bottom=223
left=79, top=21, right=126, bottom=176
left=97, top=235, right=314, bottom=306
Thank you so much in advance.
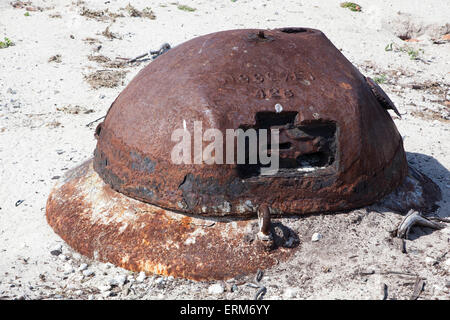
left=0, top=0, right=449, bottom=300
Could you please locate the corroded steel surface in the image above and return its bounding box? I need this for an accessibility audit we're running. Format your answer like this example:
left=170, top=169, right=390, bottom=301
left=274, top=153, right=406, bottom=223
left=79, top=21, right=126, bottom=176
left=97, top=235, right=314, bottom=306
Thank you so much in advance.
left=93, top=28, right=408, bottom=216
left=46, top=160, right=298, bottom=280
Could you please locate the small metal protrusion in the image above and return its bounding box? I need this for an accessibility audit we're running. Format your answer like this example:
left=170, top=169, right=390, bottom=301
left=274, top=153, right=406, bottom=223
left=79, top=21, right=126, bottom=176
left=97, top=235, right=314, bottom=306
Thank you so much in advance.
left=257, top=204, right=272, bottom=241
left=94, top=122, right=103, bottom=139
left=248, top=31, right=273, bottom=42
left=366, top=77, right=402, bottom=118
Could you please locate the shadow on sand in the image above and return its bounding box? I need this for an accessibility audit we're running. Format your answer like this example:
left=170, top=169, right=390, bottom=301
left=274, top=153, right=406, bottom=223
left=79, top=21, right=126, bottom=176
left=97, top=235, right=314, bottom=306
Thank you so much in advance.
left=404, top=152, right=449, bottom=240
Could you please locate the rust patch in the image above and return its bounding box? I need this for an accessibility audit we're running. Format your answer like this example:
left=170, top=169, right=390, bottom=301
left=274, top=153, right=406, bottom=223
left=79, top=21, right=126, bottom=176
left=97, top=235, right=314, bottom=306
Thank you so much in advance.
left=339, top=82, right=352, bottom=90
left=46, top=160, right=298, bottom=280
left=92, top=28, right=408, bottom=216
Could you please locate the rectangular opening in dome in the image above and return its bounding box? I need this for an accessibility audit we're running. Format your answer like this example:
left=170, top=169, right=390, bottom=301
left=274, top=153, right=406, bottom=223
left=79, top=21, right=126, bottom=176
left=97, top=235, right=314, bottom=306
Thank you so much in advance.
left=237, top=113, right=337, bottom=179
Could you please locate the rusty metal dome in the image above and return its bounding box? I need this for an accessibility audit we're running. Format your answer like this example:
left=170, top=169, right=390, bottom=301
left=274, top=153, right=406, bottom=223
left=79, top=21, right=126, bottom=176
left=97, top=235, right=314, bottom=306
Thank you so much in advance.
left=93, top=28, right=407, bottom=216
left=46, top=28, right=441, bottom=281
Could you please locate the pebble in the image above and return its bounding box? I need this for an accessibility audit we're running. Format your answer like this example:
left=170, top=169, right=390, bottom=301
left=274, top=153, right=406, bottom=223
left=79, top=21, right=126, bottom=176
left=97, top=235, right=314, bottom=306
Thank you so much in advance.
left=311, top=233, right=323, bottom=242
left=154, top=277, right=164, bottom=285
left=50, top=244, right=62, bottom=256
left=63, top=264, right=74, bottom=274
left=7, top=88, right=17, bottom=94
left=444, top=258, right=450, bottom=267
left=136, top=271, right=146, bottom=283
left=58, top=254, right=67, bottom=261
left=82, top=269, right=94, bottom=277
left=66, top=283, right=77, bottom=290
left=283, top=287, right=298, bottom=299
left=208, top=283, right=225, bottom=295
left=425, top=257, right=436, bottom=265
left=72, top=253, right=82, bottom=260
left=110, top=274, right=127, bottom=287
left=98, top=284, right=111, bottom=292
left=78, top=263, right=88, bottom=271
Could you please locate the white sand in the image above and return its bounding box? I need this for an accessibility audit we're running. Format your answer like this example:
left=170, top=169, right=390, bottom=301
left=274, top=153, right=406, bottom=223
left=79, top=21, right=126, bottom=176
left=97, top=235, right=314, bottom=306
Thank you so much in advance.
left=0, top=0, right=449, bottom=299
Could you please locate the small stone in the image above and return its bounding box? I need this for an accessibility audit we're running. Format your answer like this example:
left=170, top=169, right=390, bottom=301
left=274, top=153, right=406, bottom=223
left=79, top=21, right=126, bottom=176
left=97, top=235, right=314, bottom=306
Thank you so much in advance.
left=167, top=276, right=174, bottom=281
left=136, top=271, right=146, bottom=283
left=88, top=294, right=94, bottom=300
left=72, top=253, right=82, bottom=260
left=231, top=284, right=238, bottom=292
left=311, top=233, right=323, bottom=242
left=78, top=263, right=88, bottom=271
left=208, top=283, right=224, bottom=295
left=98, top=284, right=111, bottom=292
left=74, top=290, right=83, bottom=296
left=283, top=287, right=298, bottom=299
left=82, top=269, right=94, bottom=277
left=425, top=257, right=436, bottom=265
left=110, top=274, right=127, bottom=287
left=58, top=254, right=67, bottom=261
left=444, top=258, right=450, bottom=267
left=63, top=264, right=74, bottom=274
left=50, top=244, right=62, bottom=256
left=7, top=88, right=16, bottom=94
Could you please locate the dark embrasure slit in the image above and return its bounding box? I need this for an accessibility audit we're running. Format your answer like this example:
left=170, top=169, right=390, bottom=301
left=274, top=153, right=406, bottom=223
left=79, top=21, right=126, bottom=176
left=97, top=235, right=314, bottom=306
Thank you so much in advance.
left=237, top=112, right=337, bottom=178
left=280, top=28, right=308, bottom=34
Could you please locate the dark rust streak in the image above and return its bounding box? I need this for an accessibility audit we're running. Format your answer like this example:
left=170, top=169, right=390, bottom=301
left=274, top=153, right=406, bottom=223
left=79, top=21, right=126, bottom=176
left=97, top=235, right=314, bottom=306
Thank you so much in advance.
left=46, top=161, right=296, bottom=280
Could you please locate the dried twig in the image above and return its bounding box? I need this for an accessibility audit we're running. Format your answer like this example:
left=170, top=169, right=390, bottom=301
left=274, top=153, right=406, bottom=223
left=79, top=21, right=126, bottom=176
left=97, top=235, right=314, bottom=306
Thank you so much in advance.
left=127, top=43, right=171, bottom=63
left=380, top=270, right=419, bottom=277
left=381, top=283, right=388, bottom=300
left=396, top=210, right=444, bottom=239
left=254, top=286, right=267, bottom=300
left=86, top=116, right=105, bottom=127
left=255, top=269, right=263, bottom=283
left=411, top=277, right=424, bottom=300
